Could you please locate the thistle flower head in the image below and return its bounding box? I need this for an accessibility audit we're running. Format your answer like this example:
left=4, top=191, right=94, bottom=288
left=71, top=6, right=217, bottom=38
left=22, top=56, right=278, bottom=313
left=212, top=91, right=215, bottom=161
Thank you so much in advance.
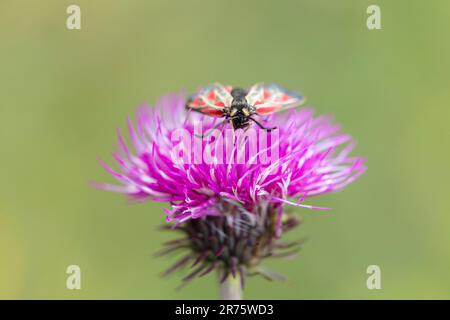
left=96, top=91, right=366, bottom=288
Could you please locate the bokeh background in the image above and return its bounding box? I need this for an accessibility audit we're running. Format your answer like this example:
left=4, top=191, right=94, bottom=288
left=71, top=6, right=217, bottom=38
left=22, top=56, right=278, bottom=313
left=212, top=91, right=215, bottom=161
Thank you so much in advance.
left=1, top=0, right=449, bottom=299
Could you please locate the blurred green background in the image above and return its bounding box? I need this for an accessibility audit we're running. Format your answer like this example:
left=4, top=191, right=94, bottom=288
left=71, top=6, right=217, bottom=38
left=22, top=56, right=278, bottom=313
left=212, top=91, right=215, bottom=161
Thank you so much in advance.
left=1, top=0, right=449, bottom=299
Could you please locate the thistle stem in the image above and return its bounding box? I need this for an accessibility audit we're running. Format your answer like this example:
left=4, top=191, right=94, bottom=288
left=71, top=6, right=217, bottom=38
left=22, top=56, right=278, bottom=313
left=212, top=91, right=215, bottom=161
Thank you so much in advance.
left=219, top=274, right=242, bottom=300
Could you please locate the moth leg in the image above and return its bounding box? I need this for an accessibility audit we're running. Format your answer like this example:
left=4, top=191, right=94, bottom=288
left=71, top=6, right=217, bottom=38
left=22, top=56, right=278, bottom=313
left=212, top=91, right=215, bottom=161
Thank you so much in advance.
left=194, top=119, right=228, bottom=139
left=248, top=116, right=277, bottom=131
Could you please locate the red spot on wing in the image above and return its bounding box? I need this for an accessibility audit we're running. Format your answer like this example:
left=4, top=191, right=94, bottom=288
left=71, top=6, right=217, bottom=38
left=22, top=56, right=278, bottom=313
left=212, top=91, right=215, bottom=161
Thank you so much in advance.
left=256, top=105, right=280, bottom=115
left=189, top=97, right=201, bottom=107
left=263, top=90, right=271, bottom=99
left=201, top=108, right=225, bottom=117
left=207, top=91, right=216, bottom=100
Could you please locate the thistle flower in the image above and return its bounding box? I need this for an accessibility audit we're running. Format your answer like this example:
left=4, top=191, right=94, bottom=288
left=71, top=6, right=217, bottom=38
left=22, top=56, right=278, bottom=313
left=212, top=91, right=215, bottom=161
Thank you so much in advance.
left=95, top=91, right=366, bottom=298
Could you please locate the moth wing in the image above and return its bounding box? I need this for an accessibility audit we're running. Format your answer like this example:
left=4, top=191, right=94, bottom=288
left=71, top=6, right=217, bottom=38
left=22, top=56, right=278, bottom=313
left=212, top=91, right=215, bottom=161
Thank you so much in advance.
left=250, top=84, right=305, bottom=115
left=186, top=83, right=233, bottom=117
left=245, top=83, right=265, bottom=106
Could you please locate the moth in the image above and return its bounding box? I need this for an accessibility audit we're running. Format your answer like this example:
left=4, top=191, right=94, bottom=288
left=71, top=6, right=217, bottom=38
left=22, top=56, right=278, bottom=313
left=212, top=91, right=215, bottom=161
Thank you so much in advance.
left=186, top=83, right=305, bottom=133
